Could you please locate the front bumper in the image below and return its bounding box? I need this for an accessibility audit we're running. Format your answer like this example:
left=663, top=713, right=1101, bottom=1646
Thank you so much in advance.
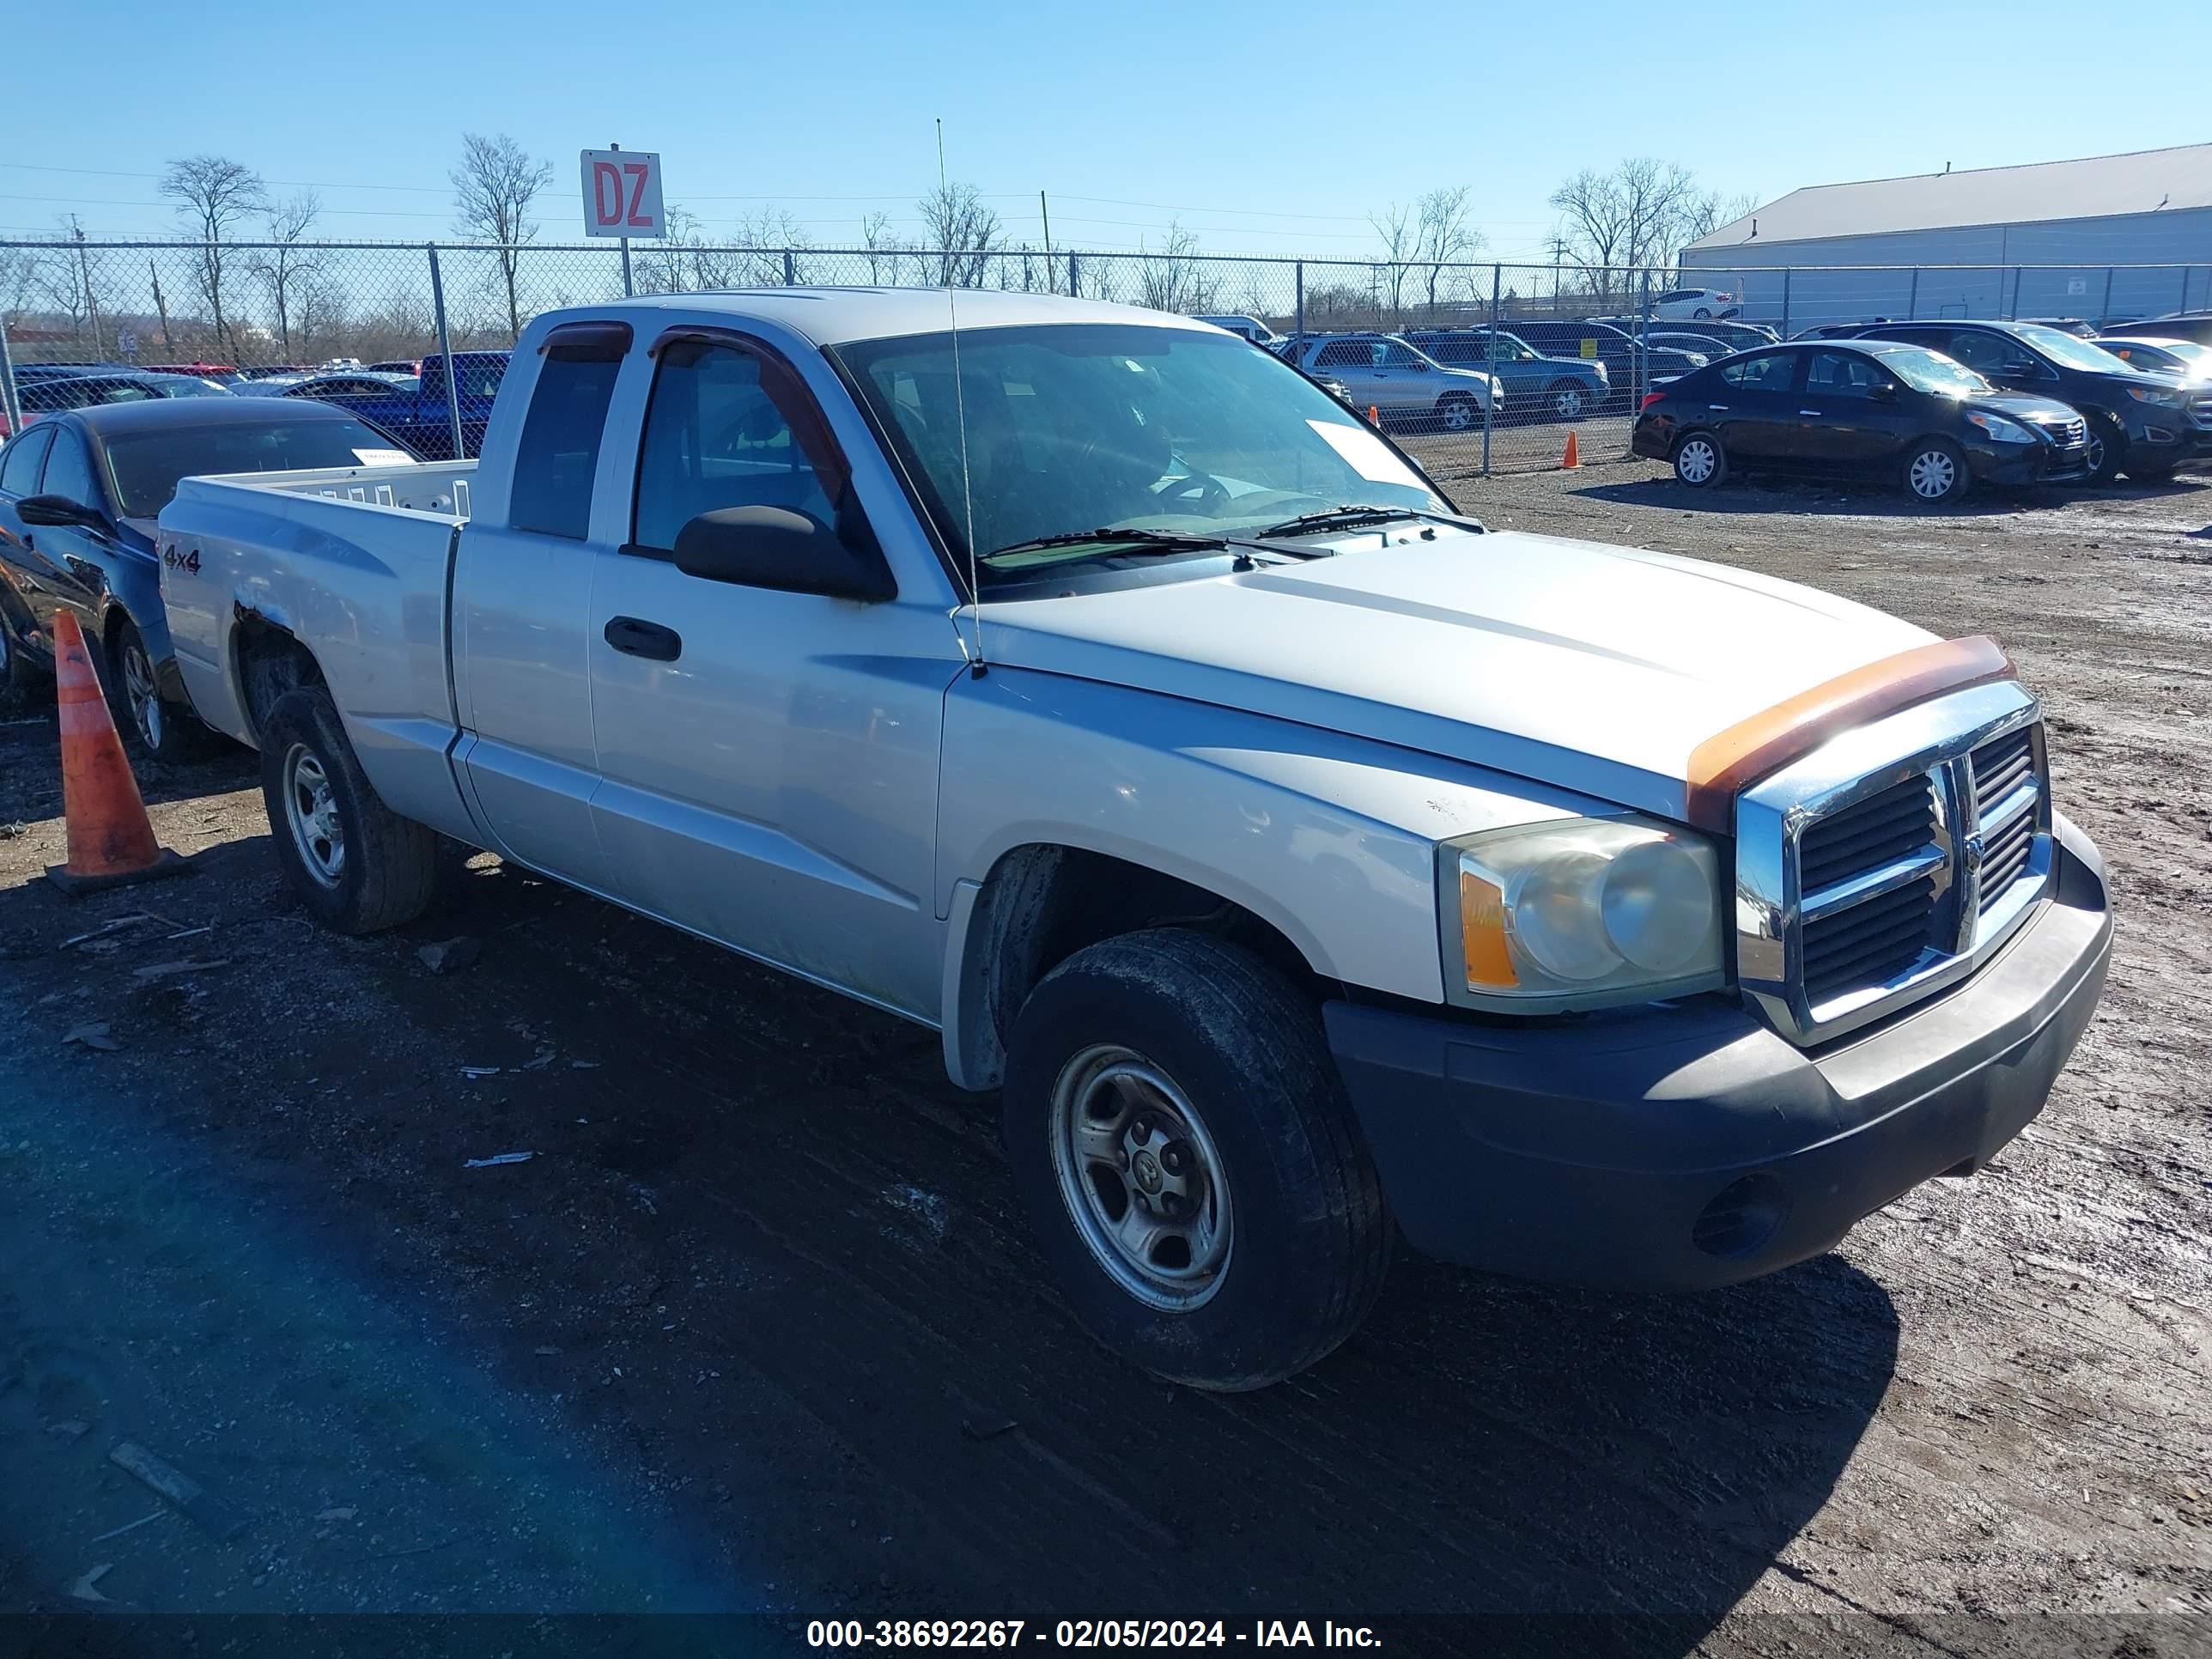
left=1325, top=819, right=2112, bottom=1292
left=1968, top=436, right=2091, bottom=485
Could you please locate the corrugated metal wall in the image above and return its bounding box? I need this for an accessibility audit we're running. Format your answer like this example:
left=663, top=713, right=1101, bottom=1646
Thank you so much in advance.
left=1683, top=210, right=2212, bottom=327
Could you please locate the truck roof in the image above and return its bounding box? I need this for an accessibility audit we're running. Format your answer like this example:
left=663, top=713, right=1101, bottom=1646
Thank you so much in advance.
left=574, top=287, right=1214, bottom=349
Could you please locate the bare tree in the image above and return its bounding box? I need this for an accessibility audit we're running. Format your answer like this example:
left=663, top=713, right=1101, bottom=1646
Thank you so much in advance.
left=860, top=210, right=904, bottom=284
left=159, top=155, right=266, bottom=356
left=916, top=182, right=1002, bottom=287
left=1676, top=189, right=1759, bottom=252
left=252, top=191, right=322, bottom=359
left=1135, top=221, right=1215, bottom=313
left=1415, top=186, right=1484, bottom=318
left=1547, top=158, right=1709, bottom=308
left=1369, top=202, right=1417, bottom=323
left=450, top=132, right=553, bottom=340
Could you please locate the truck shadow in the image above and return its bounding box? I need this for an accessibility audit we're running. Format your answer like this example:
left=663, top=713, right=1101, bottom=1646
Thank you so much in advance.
left=402, top=860, right=1899, bottom=1637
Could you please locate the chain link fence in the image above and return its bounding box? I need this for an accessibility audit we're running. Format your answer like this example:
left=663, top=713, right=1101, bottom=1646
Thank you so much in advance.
left=3, top=239, right=2208, bottom=477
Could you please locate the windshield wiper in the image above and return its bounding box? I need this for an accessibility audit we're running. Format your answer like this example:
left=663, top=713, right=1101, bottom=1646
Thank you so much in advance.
left=1256, top=505, right=1486, bottom=539
left=981, top=526, right=1230, bottom=561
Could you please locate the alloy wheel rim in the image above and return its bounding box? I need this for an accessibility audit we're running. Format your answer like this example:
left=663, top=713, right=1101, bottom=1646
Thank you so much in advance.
left=1557, top=387, right=1584, bottom=419
left=1443, top=400, right=1474, bottom=430
left=2084, top=431, right=2106, bottom=474
left=282, top=744, right=345, bottom=887
left=1048, top=1043, right=1232, bottom=1313
left=124, top=643, right=161, bottom=750
left=1910, top=449, right=1955, bottom=499
left=1679, top=440, right=1717, bottom=483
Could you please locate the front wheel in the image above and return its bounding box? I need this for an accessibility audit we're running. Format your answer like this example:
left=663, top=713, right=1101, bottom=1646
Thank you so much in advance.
left=1902, top=438, right=1972, bottom=505
left=259, top=685, right=440, bottom=934
left=2083, top=416, right=2128, bottom=485
left=110, top=617, right=215, bottom=763
left=1674, top=431, right=1728, bottom=488
left=1437, top=394, right=1480, bottom=433
left=1548, top=380, right=1590, bottom=421
left=1002, top=929, right=1389, bottom=1391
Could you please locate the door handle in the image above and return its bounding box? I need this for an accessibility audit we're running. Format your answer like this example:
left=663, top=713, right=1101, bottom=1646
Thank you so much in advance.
left=1798, top=409, right=1822, bottom=416
left=604, top=616, right=682, bottom=662
left=1706, top=404, right=1729, bottom=410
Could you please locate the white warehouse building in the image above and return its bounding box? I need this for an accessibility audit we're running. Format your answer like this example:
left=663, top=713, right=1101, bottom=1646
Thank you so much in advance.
left=1681, top=143, right=2212, bottom=331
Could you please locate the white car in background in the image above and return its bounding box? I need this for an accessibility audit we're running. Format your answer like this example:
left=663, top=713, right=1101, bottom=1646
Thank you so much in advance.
left=1651, top=287, right=1740, bottom=320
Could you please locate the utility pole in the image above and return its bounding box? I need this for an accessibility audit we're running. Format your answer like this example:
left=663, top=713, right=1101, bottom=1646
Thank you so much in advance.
left=74, top=224, right=103, bottom=358
left=149, top=258, right=174, bottom=356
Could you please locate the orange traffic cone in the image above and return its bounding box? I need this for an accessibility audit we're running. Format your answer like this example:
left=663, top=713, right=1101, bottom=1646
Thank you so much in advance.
left=45, top=611, right=187, bottom=895
left=1368, top=404, right=1381, bottom=428
left=1562, top=430, right=1581, bottom=469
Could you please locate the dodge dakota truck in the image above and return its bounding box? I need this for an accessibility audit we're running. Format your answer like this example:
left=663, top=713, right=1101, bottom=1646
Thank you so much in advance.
left=158, top=290, right=2112, bottom=1391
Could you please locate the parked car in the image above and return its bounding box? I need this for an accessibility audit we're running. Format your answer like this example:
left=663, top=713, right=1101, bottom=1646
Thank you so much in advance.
left=1791, top=321, right=1893, bottom=341
left=1632, top=338, right=2092, bottom=504
left=143, top=361, right=243, bottom=386
left=1650, top=286, right=1739, bottom=319
left=366, top=359, right=423, bottom=374
left=2091, top=335, right=2212, bottom=387
left=1595, top=316, right=1780, bottom=352
left=1505, top=320, right=1710, bottom=408
left=1, top=372, right=233, bottom=437
left=2099, top=312, right=2212, bottom=348
left=1403, top=327, right=1608, bottom=421
left=160, top=289, right=2109, bottom=1391
left=268, top=350, right=509, bottom=459
left=1283, top=333, right=1499, bottom=431
left=1646, top=330, right=1741, bottom=362
left=0, top=398, right=418, bottom=748
left=234, top=364, right=314, bottom=382
left=1844, top=319, right=2212, bottom=482
left=1190, top=315, right=1280, bottom=346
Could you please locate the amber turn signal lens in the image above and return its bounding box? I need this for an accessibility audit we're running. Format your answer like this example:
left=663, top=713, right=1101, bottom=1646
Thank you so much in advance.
left=1459, top=869, right=1519, bottom=989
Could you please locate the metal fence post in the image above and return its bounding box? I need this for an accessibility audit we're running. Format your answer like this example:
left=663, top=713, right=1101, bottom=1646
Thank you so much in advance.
left=1636, top=270, right=1651, bottom=424
left=0, top=313, right=21, bottom=435
left=1481, top=263, right=1499, bottom=478
left=2101, top=267, right=2116, bottom=325
left=2183, top=265, right=2193, bottom=314
left=1907, top=267, right=1920, bottom=320
left=784, top=249, right=797, bottom=287
left=1294, top=261, right=1304, bottom=342
left=1068, top=252, right=1080, bottom=299
left=1780, top=268, right=1792, bottom=337
left=427, top=243, right=466, bottom=462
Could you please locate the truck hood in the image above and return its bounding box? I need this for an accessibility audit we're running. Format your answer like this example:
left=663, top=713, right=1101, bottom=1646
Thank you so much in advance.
left=976, top=527, right=1938, bottom=823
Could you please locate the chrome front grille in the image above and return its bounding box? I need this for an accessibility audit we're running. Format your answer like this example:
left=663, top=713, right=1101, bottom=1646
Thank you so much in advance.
left=1734, top=683, right=2055, bottom=1045
left=2033, top=414, right=2087, bottom=447
left=2191, top=392, right=2212, bottom=429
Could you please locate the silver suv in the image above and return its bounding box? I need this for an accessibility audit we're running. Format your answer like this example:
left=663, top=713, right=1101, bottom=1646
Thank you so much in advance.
left=1287, top=333, right=1500, bottom=432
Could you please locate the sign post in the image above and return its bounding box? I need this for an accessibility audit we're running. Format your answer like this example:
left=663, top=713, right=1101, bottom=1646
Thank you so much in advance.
left=580, top=146, right=665, bottom=299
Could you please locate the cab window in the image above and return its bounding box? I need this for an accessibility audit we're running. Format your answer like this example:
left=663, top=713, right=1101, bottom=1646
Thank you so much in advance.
left=1718, top=351, right=1798, bottom=392
left=507, top=322, right=629, bottom=540
left=631, top=340, right=839, bottom=556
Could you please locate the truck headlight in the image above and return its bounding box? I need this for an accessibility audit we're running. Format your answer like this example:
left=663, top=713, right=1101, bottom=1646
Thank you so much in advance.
left=1442, top=817, right=1727, bottom=1010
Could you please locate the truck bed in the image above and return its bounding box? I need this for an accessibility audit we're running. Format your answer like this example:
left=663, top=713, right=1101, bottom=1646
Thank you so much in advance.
left=161, top=459, right=480, bottom=833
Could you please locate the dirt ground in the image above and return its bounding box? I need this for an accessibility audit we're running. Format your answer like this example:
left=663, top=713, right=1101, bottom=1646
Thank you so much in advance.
left=1, top=457, right=2207, bottom=1655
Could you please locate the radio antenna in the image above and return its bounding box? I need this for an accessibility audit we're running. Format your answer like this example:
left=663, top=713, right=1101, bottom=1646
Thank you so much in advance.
left=939, top=117, right=985, bottom=677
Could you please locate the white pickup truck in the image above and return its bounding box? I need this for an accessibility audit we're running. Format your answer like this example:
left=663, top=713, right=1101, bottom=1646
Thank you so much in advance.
left=160, top=291, right=2112, bottom=1390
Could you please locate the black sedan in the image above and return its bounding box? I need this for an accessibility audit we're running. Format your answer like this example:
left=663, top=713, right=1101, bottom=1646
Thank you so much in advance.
left=0, top=398, right=409, bottom=755
left=1632, top=338, right=2091, bottom=505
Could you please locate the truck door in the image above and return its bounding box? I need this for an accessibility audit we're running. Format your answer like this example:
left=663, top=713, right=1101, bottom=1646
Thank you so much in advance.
left=450, top=321, right=633, bottom=895
left=582, top=329, right=958, bottom=1022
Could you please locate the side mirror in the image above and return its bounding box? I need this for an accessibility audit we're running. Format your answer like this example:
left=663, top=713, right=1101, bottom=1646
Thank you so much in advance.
left=672, top=505, right=896, bottom=603
left=15, top=494, right=106, bottom=530
left=1869, top=381, right=1899, bottom=402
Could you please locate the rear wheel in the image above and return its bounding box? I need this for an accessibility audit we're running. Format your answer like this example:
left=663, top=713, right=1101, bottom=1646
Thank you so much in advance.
left=1673, top=431, right=1727, bottom=488
left=1902, top=438, right=1971, bottom=505
left=259, top=685, right=439, bottom=934
left=1002, top=928, right=1389, bottom=1391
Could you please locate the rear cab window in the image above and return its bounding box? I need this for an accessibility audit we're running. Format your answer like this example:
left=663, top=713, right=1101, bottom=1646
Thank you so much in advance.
left=507, top=323, right=631, bottom=540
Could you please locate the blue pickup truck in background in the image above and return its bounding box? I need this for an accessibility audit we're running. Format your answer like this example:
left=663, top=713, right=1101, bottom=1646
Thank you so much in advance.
left=263, top=351, right=510, bottom=459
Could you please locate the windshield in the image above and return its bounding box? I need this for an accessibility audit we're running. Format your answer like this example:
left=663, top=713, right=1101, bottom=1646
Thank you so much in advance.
left=2014, top=323, right=2137, bottom=374
left=162, top=377, right=233, bottom=398
left=102, top=417, right=409, bottom=519
left=833, top=324, right=1445, bottom=580
left=1881, top=347, right=1993, bottom=398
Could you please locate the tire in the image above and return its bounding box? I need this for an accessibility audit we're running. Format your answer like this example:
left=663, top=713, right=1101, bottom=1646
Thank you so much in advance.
left=1901, top=438, right=1972, bottom=506
left=1437, top=394, right=1480, bottom=433
left=1547, top=380, right=1590, bottom=422
left=2082, top=416, right=2128, bottom=485
left=1673, top=430, right=1728, bottom=489
left=109, top=616, right=215, bottom=763
left=258, top=685, right=439, bottom=934
left=1692, top=307, right=1712, bottom=319
left=1001, top=928, right=1389, bottom=1392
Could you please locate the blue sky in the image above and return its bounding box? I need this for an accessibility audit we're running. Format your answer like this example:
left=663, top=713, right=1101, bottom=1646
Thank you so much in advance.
left=8, top=0, right=2209, bottom=262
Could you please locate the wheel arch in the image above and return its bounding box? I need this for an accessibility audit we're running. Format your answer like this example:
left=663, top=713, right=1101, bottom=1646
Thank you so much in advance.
left=229, top=608, right=327, bottom=745
left=942, top=842, right=1329, bottom=1091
